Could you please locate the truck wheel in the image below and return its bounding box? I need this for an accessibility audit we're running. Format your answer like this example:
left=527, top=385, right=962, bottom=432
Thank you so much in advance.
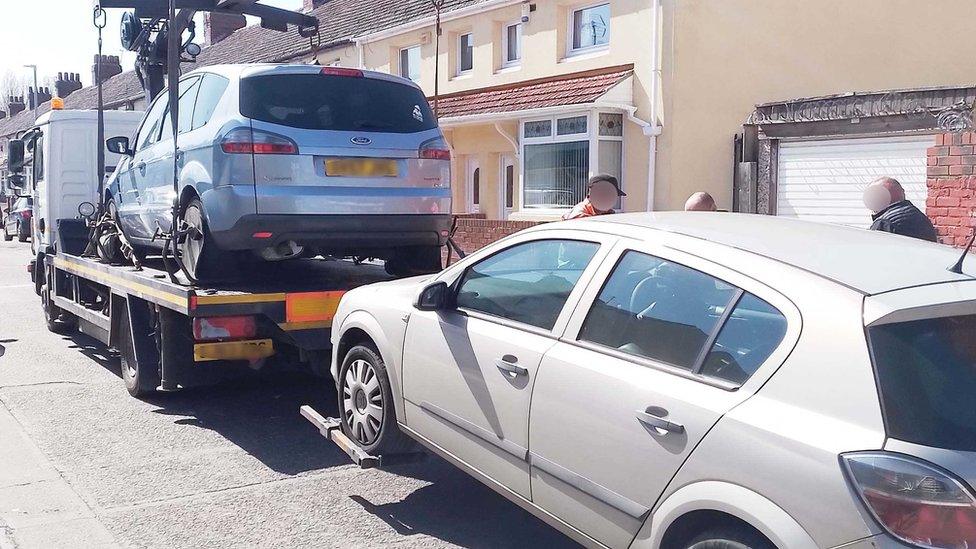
left=118, top=306, right=159, bottom=398
left=41, top=282, right=76, bottom=334
left=17, top=226, right=28, bottom=243
left=338, top=344, right=414, bottom=456
left=181, top=198, right=229, bottom=282
left=3, top=225, right=12, bottom=241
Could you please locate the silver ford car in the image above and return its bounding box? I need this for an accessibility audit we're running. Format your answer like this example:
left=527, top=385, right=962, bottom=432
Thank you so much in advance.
left=105, top=64, right=452, bottom=279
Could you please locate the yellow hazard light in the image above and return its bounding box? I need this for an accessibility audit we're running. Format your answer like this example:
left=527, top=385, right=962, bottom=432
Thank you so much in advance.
left=51, top=97, right=64, bottom=110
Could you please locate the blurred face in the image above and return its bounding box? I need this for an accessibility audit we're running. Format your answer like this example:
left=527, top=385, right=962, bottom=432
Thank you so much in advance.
left=589, top=180, right=618, bottom=211
left=863, top=184, right=892, bottom=214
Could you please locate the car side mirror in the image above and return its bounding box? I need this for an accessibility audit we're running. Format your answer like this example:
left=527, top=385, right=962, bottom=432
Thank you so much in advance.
left=7, top=140, right=24, bottom=173
left=414, top=281, right=451, bottom=311
left=106, top=136, right=133, bottom=156
left=7, top=174, right=25, bottom=189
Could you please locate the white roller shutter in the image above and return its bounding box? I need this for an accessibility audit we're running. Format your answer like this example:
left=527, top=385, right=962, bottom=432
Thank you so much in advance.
left=776, top=136, right=934, bottom=228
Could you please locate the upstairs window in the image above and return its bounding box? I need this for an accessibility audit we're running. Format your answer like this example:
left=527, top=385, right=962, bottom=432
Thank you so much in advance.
left=503, top=22, right=522, bottom=67
left=399, top=45, right=421, bottom=82
left=570, top=3, right=611, bottom=54
left=458, top=32, right=474, bottom=74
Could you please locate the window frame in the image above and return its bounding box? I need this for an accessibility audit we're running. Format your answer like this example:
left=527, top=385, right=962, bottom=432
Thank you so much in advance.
left=502, top=21, right=523, bottom=68
left=457, top=32, right=474, bottom=76
left=562, top=239, right=802, bottom=391
left=440, top=230, right=618, bottom=337
left=399, top=44, right=422, bottom=82
left=567, top=1, right=611, bottom=57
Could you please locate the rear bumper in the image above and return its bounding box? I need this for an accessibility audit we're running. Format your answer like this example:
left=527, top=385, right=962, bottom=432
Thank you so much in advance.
left=210, top=213, right=453, bottom=252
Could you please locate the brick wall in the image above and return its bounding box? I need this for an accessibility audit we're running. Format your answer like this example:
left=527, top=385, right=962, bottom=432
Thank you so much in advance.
left=926, top=132, right=976, bottom=246
left=444, top=215, right=544, bottom=265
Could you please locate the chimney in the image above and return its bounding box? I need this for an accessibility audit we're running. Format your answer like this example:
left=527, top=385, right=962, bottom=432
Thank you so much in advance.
left=204, top=12, right=246, bottom=45
left=303, top=0, right=328, bottom=12
left=92, top=54, right=122, bottom=86
left=55, top=72, right=83, bottom=99
left=8, top=96, right=25, bottom=116
left=28, top=87, right=52, bottom=110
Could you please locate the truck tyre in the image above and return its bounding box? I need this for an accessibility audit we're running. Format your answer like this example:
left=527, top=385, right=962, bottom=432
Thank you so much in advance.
left=338, top=344, right=414, bottom=456
left=181, top=198, right=230, bottom=282
left=3, top=225, right=12, bottom=241
left=118, top=305, right=159, bottom=398
left=17, top=223, right=28, bottom=242
left=41, top=282, right=76, bottom=335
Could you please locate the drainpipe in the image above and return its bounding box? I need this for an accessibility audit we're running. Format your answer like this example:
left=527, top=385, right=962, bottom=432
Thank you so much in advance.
left=647, top=0, right=661, bottom=212
left=357, top=39, right=365, bottom=68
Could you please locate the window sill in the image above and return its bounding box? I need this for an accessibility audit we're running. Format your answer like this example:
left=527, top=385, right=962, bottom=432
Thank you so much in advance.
left=508, top=210, right=567, bottom=222
left=561, top=47, right=609, bottom=64
left=453, top=72, right=474, bottom=81
left=496, top=64, right=522, bottom=75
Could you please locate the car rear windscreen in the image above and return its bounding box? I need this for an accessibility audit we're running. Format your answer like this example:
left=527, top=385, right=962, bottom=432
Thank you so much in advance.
left=240, top=73, right=437, bottom=133
left=869, top=314, right=976, bottom=451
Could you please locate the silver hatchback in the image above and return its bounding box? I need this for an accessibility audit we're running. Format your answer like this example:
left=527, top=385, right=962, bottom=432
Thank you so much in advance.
left=106, top=64, right=452, bottom=279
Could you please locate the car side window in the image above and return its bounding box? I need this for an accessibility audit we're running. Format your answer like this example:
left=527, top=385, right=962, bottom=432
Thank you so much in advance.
left=455, top=239, right=600, bottom=330
left=699, top=293, right=787, bottom=385
left=137, top=94, right=168, bottom=151
left=579, top=251, right=738, bottom=370
left=192, top=74, right=229, bottom=130
left=159, top=77, right=201, bottom=140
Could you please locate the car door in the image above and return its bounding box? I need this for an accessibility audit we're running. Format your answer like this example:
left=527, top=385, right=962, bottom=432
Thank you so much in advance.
left=401, top=231, right=615, bottom=500
left=146, top=77, right=201, bottom=235
left=528, top=240, right=799, bottom=548
left=118, top=92, right=169, bottom=239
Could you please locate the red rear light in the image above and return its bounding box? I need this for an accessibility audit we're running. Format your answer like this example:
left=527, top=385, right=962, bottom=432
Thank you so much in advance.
left=252, top=232, right=273, bottom=239
left=419, top=137, right=451, bottom=161
left=320, top=67, right=364, bottom=78
left=843, top=452, right=976, bottom=548
left=221, top=127, right=298, bottom=155
left=21, top=210, right=31, bottom=220
left=192, top=316, right=257, bottom=342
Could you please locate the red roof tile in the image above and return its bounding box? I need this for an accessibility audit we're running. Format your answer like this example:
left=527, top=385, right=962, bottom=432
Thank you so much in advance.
left=432, top=65, right=634, bottom=120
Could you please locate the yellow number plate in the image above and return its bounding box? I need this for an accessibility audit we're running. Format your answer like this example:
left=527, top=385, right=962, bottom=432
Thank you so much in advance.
left=325, top=158, right=399, bottom=177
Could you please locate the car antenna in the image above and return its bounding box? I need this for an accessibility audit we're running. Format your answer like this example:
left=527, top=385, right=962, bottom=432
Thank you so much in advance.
left=948, top=226, right=976, bottom=274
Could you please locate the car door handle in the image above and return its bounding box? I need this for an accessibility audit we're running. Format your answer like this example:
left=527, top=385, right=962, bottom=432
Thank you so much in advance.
left=495, top=355, right=528, bottom=377
left=636, top=409, right=685, bottom=435
left=175, top=150, right=185, bottom=166
left=136, top=162, right=147, bottom=175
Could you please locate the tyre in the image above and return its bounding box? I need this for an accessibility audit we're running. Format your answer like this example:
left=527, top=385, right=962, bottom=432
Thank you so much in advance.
left=17, top=226, right=28, bottom=243
left=41, top=282, right=76, bottom=335
left=682, top=527, right=776, bottom=549
left=118, top=305, right=159, bottom=398
left=338, top=344, right=414, bottom=455
left=3, top=226, right=12, bottom=241
left=180, top=198, right=231, bottom=282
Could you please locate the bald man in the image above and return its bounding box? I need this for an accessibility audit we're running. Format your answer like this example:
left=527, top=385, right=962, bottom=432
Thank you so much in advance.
left=684, top=192, right=718, bottom=212
left=863, top=177, right=937, bottom=242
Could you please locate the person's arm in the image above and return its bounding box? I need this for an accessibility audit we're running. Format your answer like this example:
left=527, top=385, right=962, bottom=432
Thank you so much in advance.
left=869, top=217, right=891, bottom=232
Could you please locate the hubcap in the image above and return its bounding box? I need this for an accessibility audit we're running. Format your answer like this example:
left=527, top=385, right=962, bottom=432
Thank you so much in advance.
left=342, top=358, right=383, bottom=446
left=181, top=205, right=205, bottom=277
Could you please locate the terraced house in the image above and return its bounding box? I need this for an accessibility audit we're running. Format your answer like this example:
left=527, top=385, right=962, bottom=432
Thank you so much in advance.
left=3, top=0, right=976, bottom=244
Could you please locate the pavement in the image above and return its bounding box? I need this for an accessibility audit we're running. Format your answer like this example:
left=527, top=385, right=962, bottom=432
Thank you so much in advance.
left=0, top=240, right=578, bottom=549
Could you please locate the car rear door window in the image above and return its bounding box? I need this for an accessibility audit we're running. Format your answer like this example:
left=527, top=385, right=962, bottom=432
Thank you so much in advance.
left=455, top=239, right=600, bottom=330
left=699, top=293, right=788, bottom=385
left=192, top=74, right=229, bottom=130
left=240, top=73, right=437, bottom=133
left=580, top=251, right=738, bottom=369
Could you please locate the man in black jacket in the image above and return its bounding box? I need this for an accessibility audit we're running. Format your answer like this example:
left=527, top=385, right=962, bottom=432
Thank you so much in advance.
left=863, top=177, right=938, bottom=242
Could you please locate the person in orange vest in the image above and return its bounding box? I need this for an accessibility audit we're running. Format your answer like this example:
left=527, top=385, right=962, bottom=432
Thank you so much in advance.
left=563, top=174, right=626, bottom=220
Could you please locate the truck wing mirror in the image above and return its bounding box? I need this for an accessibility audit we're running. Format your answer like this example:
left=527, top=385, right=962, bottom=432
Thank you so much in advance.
left=106, top=136, right=133, bottom=156
left=414, top=281, right=451, bottom=311
left=7, top=140, right=24, bottom=173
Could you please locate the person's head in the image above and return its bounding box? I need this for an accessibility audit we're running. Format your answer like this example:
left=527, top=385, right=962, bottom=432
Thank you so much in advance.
left=684, top=191, right=717, bottom=212
left=587, top=174, right=625, bottom=212
left=863, top=177, right=906, bottom=214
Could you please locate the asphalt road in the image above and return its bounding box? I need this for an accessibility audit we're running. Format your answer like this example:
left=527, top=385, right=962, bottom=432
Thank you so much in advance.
left=0, top=240, right=578, bottom=549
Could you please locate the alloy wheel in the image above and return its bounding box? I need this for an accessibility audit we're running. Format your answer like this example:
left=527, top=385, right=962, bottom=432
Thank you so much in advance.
left=342, top=358, right=384, bottom=445
left=181, top=204, right=205, bottom=278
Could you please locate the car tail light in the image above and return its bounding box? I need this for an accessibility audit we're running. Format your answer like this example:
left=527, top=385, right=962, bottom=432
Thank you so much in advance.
left=320, top=67, right=364, bottom=78
left=192, top=316, right=257, bottom=341
left=842, top=452, right=976, bottom=548
left=419, top=137, right=451, bottom=161
left=20, top=210, right=31, bottom=220
left=220, top=127, right=298, bottom=155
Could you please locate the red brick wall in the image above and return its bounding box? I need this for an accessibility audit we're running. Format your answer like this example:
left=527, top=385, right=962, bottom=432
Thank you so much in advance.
left=444, top=216, right=544, bottom=265
left=926, top=132, right=976, bottom=246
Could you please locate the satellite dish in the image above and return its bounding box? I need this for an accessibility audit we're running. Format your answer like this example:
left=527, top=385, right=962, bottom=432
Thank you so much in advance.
left=120, top=11, right=142, bottom=52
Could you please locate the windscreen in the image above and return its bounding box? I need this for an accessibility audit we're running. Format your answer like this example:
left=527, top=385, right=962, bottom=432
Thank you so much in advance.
left=869, top=314, right=976, bottom=451
left=240, top=73, right=437, bottom=133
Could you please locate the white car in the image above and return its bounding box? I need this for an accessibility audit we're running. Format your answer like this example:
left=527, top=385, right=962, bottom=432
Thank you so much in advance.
left=329, top=212, right=976, bottom=549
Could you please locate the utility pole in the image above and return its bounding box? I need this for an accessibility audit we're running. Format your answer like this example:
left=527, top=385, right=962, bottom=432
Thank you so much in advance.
left=23, top=64, right=38, bottom=123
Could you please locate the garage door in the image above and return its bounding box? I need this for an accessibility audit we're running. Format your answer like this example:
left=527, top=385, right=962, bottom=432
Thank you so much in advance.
left=776, top=136, right=934, bottom=228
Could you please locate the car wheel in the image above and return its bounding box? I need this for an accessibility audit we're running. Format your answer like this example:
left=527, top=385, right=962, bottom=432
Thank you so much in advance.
left=338, top=344, right=414, bottom=456
left=18, top=224, right=28, bottom=242
left=683, top=527, right=776, bottom=549
left=180, top=198, right=229, bottom=282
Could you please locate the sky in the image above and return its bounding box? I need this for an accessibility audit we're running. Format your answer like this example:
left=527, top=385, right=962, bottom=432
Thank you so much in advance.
left=0, top=0, right=303, bottom=93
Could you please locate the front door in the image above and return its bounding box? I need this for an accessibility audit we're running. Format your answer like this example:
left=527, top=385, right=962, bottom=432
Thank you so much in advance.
left=119, top=91, right=169, bottom=240
left=528, top=243, right=796, bottom=547
left=401, top=236, right=609, bottom=499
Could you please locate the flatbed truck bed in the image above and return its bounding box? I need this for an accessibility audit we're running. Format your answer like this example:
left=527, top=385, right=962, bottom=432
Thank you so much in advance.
left=35, top=220, right=391, bottom=397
